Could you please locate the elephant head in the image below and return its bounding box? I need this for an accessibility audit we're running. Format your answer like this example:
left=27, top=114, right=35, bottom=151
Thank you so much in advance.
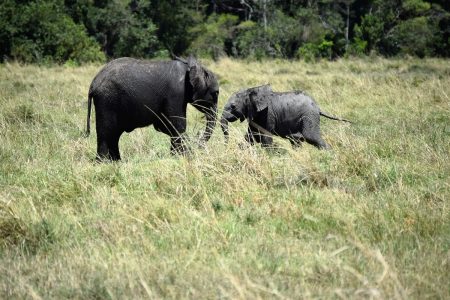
left=186, top=56, right=219, bottom=143
left=220, top=84, right=272, bottom=141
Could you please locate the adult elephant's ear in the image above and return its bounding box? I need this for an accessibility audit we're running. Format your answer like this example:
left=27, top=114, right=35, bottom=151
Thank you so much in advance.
left=188, top=56, right=206, bottom=99
left=249, top=84, right=271, bottom=112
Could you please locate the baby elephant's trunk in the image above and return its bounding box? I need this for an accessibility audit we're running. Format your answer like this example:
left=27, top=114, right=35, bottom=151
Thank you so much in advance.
left=220, top=114, right=229, bottom=143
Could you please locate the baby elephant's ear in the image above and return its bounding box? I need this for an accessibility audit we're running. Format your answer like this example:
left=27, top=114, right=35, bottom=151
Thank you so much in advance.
left=249, top=85, right=271, bottom=112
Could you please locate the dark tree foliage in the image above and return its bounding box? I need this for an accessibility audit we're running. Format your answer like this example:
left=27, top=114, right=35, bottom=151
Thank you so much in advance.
left=1, top=0, right=104, bottom=63
left=0, top=0, right=449, bottom=63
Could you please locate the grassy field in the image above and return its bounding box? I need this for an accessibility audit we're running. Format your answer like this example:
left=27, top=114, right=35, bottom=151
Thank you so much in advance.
left=0, top=57, right=449, bottom=299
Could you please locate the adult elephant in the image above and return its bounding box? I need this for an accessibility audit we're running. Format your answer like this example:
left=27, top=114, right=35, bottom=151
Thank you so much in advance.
left=221, top=85, right=351, bottom=149
left=86, top=56, right=219, bottom=160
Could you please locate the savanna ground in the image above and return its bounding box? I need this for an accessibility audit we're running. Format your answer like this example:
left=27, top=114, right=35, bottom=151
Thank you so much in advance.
left=0, top=57, right=449, bottom=299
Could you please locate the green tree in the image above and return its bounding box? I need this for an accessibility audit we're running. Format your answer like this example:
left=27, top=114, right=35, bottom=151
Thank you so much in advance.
left=388, top=16, right=437, bottom=57
left=353, top=14, right=384, bottom=54
left=0, top=0, right=16, bottom=60
left=188, top=14, right=239, bottom=60
left=65, top=0, right=163, bottom=59
left=2, top=0, right=450, bottom=62
left=353, top=0, right=442, bottom=57
left=1, top=0, right=104, bottom=63
left=145, top=0, right=204, bottom=55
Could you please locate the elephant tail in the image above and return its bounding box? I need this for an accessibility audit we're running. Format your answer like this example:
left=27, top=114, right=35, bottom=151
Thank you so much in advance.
left=86, top=92, right=93, bottom=136
left=319, top=111, right=352, bottom=123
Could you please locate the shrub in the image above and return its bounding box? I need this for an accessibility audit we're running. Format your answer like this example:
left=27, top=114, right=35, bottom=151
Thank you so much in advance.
left=297, top=40, right=334, bottom=62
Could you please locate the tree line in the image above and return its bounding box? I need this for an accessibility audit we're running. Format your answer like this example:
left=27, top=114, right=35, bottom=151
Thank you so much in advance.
left=1, top=0, right=449, bottom=64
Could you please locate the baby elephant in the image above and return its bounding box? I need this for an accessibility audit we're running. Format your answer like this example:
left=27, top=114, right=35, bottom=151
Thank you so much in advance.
left=220, top=84, right=351, bottom=149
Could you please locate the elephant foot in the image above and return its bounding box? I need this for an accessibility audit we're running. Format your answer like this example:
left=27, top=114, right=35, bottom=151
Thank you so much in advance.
left=95, top=154, right=121, bottom=163
left=170, top=142, right=191, bottom=156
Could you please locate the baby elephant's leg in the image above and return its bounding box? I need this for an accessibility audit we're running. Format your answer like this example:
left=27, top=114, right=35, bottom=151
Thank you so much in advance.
left=287, top=133, right=305, bottom=148
left=260, top=132, right=273, bottom=147
left=239, top=127, right=256, bottom=149
left=244, top=127, right=256, bottom=145
left=300, top=115, right=330, bottom=150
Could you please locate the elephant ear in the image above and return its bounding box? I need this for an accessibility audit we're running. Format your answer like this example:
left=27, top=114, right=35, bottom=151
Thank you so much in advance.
left=249, top=84, right=272, bottom=112
left=187, top=56, right=206, bottom=98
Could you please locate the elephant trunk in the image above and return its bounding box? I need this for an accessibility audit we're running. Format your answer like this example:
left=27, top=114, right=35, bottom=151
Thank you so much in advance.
left=220, top=113, right=229, bottom=143
left=199, top=104, right=217, bottom=143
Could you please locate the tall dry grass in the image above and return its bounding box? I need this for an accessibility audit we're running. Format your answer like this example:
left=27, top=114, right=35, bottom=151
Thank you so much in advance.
left=0, top=57, right=449, bottom=299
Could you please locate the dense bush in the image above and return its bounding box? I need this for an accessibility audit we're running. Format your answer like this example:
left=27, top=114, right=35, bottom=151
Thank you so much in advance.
left=353, top=14, right=384, bottom=54
left=188, top=14, right=239, bottom=60
left=1, top=0, right=449, bottom=63
left=388, top=17, right=437, bottom=57
left=1, top=0, right=104, bottom=64
left=297, top=40, right=334, bottom=62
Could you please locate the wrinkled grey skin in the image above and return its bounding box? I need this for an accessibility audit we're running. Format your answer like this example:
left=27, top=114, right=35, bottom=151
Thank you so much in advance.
left=221, top=84, right=351, bottom=149
left=86, top=56, right=219, bottom=160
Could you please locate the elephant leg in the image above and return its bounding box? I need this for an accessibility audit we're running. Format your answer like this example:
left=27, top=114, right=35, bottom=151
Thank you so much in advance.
left=153, top=113, right=188, bottom=155
left=260, top=134, right=273, bottom=147
left=244, top=126, right=273, bottom=147
left=254, top=124, right=273, bottom=148
left=108, top=132, right=123, bottom=161
left=170, top=136, right=188, bottom=154
left=287, top=133, right=304, bottom=148
left=300, top=115, right=330, bottom=150
left=95, top=106, right=123, bottom=161
left=96, top=139, right=109, bottom=160
left=168, top=118, right=188, bottom=155
left=97, top=130, right=123, bottom=161
left=244, top=127, right=256, bottom=145
left=249, top=123, right=268, bottom=145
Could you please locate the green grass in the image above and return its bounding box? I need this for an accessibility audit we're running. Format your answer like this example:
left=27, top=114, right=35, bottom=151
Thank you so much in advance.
left=0, top=57, right=449, bottom=299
